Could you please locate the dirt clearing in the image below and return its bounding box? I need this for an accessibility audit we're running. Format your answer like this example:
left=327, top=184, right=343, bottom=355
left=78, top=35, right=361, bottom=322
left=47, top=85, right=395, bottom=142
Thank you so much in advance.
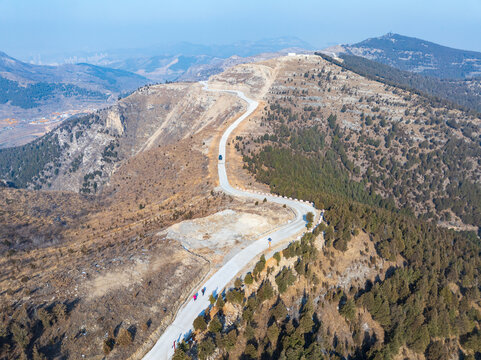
left=160, top=200, right=293, bottom=261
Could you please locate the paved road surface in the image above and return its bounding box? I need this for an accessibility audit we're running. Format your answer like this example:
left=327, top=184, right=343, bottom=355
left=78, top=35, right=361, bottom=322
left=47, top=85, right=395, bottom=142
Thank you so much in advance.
left=142, top=82, right=316, bottom=360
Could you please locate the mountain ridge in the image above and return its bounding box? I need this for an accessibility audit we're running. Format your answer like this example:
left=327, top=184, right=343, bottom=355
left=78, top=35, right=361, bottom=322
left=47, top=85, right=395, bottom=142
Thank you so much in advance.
left=325, top=32, right=481, bottom=79
left=0, top=51, right=148, bottom=92
left=0, top=51, right=150, bottom=148
left=19, top=37, right=312, bottom=83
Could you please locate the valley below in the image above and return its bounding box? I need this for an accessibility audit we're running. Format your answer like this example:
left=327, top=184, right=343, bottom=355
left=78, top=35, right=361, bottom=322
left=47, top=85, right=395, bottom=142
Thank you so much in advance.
left=0, top=107, right=100, bottom=149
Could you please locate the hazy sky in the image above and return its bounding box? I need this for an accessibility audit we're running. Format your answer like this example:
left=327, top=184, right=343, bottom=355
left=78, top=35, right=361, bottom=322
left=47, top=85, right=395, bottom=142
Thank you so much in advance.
left=2, top=0, right=481, bottom=60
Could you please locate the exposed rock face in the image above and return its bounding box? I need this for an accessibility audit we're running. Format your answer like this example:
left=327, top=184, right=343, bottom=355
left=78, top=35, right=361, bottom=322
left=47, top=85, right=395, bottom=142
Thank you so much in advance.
left=105, top=106, right=125, bottom=136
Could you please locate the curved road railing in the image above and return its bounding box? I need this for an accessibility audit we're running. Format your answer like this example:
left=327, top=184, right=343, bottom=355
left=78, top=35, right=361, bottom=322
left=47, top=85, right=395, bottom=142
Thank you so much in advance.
left=143, top=82, right=316, bottom=360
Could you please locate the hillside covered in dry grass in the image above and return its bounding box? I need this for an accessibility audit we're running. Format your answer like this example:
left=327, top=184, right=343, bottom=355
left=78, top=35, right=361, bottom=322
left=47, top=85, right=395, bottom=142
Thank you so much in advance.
left=0, top=75, right=289, bottom=359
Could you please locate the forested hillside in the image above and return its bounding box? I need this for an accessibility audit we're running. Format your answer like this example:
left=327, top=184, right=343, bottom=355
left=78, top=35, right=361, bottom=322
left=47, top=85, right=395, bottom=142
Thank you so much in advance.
left=316, top=52, right=481, bottom=114
left=0, top=131, right=64, bottom=188
left=242, top=56, right=481, bottom=230
left=0, top=113, right=115, bottom=191
left=175, top=200, right=481, bottom=359
left=0, top=76, right=107, bottom=109
left=339, top=33, right=481, bottom=79
left=173, top=55, right=481, bottom=359
left=245, top=110, right=481, bottom=229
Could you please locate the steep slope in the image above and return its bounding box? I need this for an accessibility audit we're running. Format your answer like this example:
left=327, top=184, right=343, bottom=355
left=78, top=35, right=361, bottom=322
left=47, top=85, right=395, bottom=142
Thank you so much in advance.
left=179, top=209, right=480, bottom=359
left=0, top=82, right=245, bottom=192
left=315, top=52, right=481, bottom=113
left=330, top=33, right=481, bottom=79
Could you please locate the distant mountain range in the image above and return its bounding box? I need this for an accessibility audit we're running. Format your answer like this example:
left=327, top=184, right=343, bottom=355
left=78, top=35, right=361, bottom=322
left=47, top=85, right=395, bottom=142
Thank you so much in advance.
left=0, top=37, right=312, bottom=148
left=24, top=37, right=312, bottom=82
left=0, top=50, right=148, bottom=111
left=0, top=51, right=148, bottom=92
left=28, top=36, right=311, bottom=64
left=324, top=33, right=481, bottom=79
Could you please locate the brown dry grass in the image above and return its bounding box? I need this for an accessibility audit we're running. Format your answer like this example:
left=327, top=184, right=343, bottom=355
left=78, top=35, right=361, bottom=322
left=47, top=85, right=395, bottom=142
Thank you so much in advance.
left=0, top=91, right=248, bottom=359
left=0, top=69, right=300, bottom=358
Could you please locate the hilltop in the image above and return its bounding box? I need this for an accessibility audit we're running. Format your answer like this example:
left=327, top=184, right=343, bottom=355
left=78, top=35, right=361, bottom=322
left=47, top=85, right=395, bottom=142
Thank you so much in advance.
left=320, top=34, right=481, bottom=113
left=326, top=33, right=481, bottom=79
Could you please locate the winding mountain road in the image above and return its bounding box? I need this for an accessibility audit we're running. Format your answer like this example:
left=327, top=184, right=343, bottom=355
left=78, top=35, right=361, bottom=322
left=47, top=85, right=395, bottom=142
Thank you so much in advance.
left=142, top=82, right=316, bottom=360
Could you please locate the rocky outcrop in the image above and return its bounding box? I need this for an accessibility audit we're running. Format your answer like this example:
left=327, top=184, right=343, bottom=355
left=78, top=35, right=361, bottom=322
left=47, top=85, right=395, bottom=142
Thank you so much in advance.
left=105, top=106, right=125, bottom=136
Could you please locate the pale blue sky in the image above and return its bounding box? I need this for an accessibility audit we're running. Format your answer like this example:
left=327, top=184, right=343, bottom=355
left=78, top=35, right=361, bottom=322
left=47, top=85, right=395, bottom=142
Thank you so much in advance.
left=2, top=0, right=481, bottom=60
